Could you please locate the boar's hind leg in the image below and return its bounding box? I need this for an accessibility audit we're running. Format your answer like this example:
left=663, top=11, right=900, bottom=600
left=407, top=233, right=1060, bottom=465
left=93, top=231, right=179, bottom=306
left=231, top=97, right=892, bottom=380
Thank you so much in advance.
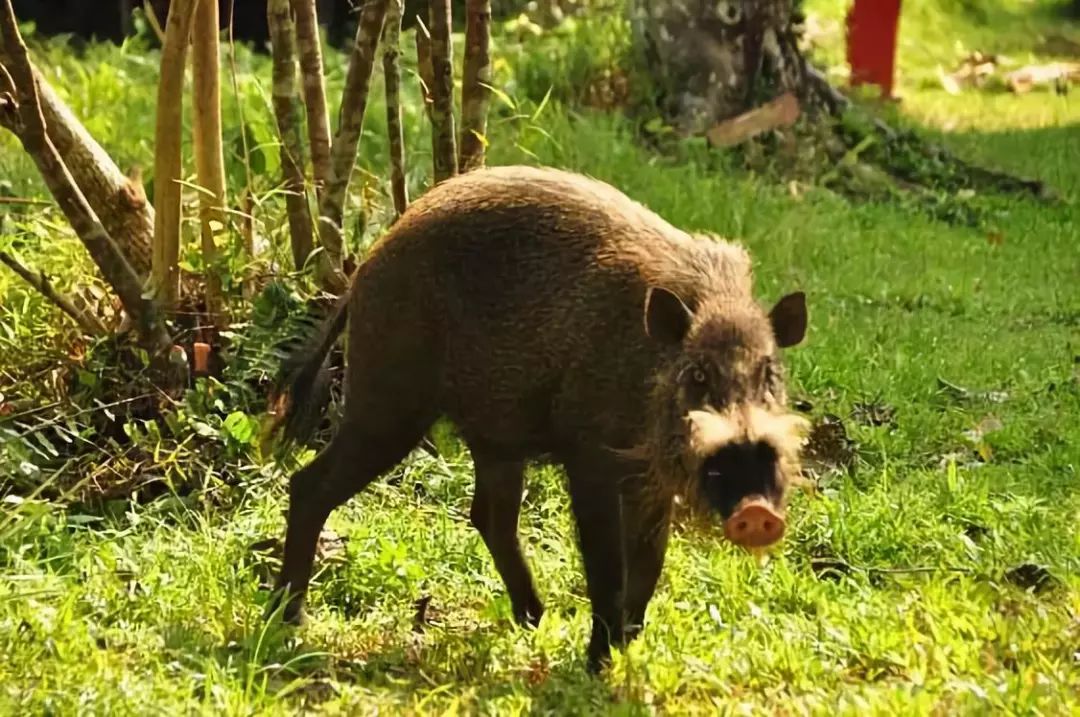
left=623, top=493, right=673, bottom=643
left=565, top=452, right=628, bottom=673
left=271, top=411, right=433, bottom=624
left=469, top=451, right=544, bottom=628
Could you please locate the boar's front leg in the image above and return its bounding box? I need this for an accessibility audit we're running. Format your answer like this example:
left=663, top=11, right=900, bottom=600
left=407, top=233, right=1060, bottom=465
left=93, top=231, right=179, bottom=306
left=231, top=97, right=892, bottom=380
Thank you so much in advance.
left=565, top=450, right=628, bottom=673
left=622, top=490, right=673, bottom=643
left=468, top=449, right=544, bottom=628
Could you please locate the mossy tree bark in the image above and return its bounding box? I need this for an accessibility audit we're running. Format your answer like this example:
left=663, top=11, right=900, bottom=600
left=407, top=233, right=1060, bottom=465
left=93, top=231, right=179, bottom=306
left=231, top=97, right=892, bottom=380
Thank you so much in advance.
left=634, top=0, right=806, bottom=135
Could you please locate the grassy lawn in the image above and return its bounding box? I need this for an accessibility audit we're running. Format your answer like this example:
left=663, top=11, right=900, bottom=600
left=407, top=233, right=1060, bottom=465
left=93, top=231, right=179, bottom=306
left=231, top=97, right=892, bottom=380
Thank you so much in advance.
left=2, top=1, right=1079, bottom=714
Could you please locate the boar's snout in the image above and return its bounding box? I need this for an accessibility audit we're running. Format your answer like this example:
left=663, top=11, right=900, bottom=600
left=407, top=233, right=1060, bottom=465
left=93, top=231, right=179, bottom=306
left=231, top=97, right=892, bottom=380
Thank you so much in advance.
left=687, top=408, right=802, bottom=550
left=723, top=496, right=785, bottom=548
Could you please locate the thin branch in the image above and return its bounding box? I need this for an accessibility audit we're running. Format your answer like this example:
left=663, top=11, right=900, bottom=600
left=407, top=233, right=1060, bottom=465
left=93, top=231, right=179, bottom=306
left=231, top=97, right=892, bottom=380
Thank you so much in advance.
left=0, top=250, right=107, bottom=336
left=0, top=196, right=51, bottom=206
left=414, top=19, right=435, bottom=124
left=226, top=0, right=255, bottom=261
left=142, top=0, right=168, bottom=45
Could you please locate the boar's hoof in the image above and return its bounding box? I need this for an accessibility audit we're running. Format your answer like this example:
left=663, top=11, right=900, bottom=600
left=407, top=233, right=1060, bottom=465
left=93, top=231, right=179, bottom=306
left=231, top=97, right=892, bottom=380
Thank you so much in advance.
left=513, top=601, right=544, bottom=629
left=586, top=650, right=611, bottom=675
left=723, top=497, right=786, bottom=549
left=266, top=586, right=307, bottom=626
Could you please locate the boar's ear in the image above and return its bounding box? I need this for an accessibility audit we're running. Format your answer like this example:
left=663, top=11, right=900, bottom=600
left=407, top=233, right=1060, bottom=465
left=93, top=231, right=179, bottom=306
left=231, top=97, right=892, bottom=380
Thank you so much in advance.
left=645, top=286, right=694, bottom=345
left=769, top=291, right=807, bottom=348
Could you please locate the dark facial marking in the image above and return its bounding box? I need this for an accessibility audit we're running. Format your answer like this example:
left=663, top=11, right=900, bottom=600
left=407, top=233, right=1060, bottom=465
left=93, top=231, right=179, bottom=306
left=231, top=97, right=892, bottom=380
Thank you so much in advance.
left=700, top=441, right=782, bottom=518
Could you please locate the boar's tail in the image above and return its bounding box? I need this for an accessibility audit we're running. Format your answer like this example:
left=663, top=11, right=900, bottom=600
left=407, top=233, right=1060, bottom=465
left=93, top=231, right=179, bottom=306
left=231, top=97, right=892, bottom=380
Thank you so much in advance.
left=266, top=280, right=353, bottom=448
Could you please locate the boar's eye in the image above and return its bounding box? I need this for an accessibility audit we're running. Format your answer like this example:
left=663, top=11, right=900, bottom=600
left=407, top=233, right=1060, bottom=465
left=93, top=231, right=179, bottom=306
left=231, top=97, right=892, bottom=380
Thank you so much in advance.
left=692, top=367, right=707, bottom=385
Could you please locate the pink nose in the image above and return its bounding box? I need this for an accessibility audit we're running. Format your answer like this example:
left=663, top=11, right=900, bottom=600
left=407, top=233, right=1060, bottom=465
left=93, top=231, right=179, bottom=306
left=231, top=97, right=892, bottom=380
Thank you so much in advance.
left=723, top=497, right=786, bottom=548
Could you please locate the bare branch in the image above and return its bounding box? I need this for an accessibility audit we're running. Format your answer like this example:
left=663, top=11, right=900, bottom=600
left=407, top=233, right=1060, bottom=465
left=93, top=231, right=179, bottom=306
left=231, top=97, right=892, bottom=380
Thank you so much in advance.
left=414, top=19, right=434, bottom=123
left=0, top=250, right=107, bottom=336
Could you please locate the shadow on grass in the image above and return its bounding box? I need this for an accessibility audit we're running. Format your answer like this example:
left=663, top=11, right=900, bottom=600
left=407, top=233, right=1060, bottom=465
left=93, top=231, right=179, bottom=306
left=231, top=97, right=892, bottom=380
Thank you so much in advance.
left=225, top=612, right=632, bottom=712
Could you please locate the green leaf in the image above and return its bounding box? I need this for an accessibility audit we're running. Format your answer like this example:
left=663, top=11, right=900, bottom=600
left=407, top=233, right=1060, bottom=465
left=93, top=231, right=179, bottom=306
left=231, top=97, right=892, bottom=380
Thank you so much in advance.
left=223, top=411, right=255, bottom=445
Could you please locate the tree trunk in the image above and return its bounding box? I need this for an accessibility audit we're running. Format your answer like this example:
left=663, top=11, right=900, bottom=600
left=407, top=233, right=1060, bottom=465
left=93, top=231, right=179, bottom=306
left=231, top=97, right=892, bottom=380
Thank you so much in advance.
left=268, top=0, right=316, bottom=272
left=152, top=0, right=199, bottom=310
left=382, top=0, right=408, bottom=216
left=291, top=0, right=332, bottom=200
left=316, top=0, right=388, bottom=293
left=428, top=0, right=458, bottom=182
left=191, top=0, right=228, bottom=331
left=634, top=0, right=806, bottom=135
left=459, top=0, right=491, bottom=172
left=22, top=65, right=156, bottom=279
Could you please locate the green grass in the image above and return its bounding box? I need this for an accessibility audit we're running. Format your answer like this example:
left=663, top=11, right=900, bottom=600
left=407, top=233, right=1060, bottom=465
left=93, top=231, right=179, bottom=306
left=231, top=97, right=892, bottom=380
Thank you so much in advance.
left=3, top=2, right=1080, bottom=714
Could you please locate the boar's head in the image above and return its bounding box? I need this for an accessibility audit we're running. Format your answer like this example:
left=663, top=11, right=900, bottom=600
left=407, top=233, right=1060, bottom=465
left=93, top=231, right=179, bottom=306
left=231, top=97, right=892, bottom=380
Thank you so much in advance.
left=641, top=287, right=810, bottom=550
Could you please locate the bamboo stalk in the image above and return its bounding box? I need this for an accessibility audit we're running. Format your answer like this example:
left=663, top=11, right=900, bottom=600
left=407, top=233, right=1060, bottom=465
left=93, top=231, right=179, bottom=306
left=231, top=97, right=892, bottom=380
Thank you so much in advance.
left=290, top=0, right=332, bottom=200
left=191, top=0, right=228, bottom=330
left=459, top=0, right=491, bottom=172
left=317, top=0, right=388, bottom=292
left=151, top=0, right=199, bottom=309
left=382, top=0, right=407, bottom=216
left=268, top=0, right=316, bottom=271
left=428, top=0, right=458, bottom=182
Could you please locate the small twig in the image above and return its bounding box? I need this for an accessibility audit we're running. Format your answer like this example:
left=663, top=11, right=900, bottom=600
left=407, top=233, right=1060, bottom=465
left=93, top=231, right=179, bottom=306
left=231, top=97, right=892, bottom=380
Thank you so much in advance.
left=3, top=393, right=158, bottom=436
left=142, top=0, right=167, bottom=45
left=0, top=250, right=107, bottom=335
left=811, top=557, right=974, bottom=576
left=0, top=196, right=51, bottom=206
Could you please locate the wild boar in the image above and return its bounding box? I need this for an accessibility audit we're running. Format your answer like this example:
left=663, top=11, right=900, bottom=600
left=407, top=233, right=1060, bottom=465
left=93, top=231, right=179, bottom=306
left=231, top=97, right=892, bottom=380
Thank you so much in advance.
left=266, top=165, right=809, bottom=671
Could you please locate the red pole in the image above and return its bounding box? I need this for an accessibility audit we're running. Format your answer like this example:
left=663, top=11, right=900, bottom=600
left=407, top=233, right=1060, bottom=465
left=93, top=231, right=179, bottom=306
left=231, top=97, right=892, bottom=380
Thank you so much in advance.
left=846, top=0, right=902, bottom=99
